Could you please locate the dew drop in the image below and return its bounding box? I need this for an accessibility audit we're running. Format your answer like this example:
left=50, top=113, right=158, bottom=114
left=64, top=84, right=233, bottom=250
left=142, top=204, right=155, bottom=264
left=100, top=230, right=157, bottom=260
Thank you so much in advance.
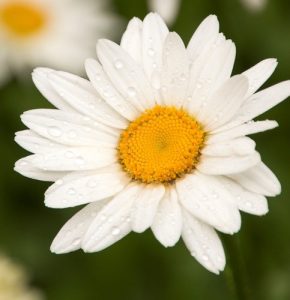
left=127, top=87, right=136, bottom=97
left=111, top=227, right=120, bottom=236
left=75, top=156, right=85, bottom=166
left=68, top=188, right=76, bottom=195
left=202, top=255, right=209, bottom=261
left=72, top=239, right=80, bottom=246
left=147, top=48, right=155, bottom=56
left=114, top=60, right=124, bottom=69
left=48, top=126, right=62, bottom=137
left=245, top=201, right=253, bottom=208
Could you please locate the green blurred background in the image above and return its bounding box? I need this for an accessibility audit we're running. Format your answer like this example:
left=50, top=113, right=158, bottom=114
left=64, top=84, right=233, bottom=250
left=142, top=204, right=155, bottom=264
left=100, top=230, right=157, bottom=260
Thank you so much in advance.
left=1, top=0, right=290, bottom=299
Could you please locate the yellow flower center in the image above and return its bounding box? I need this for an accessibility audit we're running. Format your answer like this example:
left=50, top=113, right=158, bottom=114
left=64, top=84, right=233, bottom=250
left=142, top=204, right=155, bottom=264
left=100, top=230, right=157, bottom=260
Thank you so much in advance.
left=118, top=106, right=205, bottom=184
left=0, top=2, right=47, bottom=37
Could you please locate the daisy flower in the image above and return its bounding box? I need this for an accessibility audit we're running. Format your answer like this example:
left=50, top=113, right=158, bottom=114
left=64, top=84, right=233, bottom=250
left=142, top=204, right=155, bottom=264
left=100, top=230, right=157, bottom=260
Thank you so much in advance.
left=0, top=0, right=120, bottom=86
left=148, top=0, right=181, bottom=25
left=15, top=13, right=290, bottom=274
left=241, top=0, right=267, bottom=12
left=0, top=252, right=43, bottom=300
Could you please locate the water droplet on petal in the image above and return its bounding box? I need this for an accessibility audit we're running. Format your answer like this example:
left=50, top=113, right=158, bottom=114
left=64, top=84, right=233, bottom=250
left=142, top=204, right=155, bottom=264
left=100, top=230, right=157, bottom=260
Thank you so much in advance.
left=202, top=254, right=209, bottom=261
left=75, top=156, right=85, bottom=166
left=19, top=160, right=28, bottom=166
left=114, top=60, right=124, bottom=69
left=72, top=238, right=81, bottom=246
left=147, top=48, right=155, bottom=56
left=55, top=179, right=63, bottom=186
left=245, top=201, right=253, bottom=208
left=111, top=227, right=120, bottom=236
left=127, top=87, right=136, bottom=97
left=68, top=188, right=76, bottom=195
left=48, top=126, right=62, bottom=137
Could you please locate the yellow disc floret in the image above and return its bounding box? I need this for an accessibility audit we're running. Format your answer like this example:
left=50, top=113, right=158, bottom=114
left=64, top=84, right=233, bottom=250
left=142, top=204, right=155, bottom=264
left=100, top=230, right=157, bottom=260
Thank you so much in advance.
left=0, top=2, right=47, bottom=37
left=118, top=106, right=205, bottom=184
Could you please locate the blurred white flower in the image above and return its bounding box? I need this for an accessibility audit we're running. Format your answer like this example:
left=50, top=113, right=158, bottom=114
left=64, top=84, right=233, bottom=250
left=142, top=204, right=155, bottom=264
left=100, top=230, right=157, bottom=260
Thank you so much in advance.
left=15, top=13, right=290, bottom=274
left=0, top=0, right=120, bottom=86
left=0, top=253, right=43, bottom=300
left=148, top=0, right=180, bottom=25
left=241, top=0, right=267, bottom=12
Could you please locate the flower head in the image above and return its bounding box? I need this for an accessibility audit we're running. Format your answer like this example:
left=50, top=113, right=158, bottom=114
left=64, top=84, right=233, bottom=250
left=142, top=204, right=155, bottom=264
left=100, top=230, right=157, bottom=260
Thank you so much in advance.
left=0, top=0, right=120, bottom=85
left=148, top=0, right=181, bottom=25
left=15, top=13, right=290, bottom=274
left=0, top=252, right=43, bottom=300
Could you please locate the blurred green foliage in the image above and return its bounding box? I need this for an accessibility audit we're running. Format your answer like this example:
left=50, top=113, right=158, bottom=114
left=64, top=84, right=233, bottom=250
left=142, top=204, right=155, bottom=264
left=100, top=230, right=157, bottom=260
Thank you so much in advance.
left=0, top=0, right=290, bottom=299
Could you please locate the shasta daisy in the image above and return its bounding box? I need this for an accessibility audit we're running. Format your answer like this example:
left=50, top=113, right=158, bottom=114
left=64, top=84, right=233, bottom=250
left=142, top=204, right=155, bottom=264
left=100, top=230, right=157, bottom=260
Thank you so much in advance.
left=0, top=0, right=120, bottom=85
left=15, top=13, right=290, bottom=274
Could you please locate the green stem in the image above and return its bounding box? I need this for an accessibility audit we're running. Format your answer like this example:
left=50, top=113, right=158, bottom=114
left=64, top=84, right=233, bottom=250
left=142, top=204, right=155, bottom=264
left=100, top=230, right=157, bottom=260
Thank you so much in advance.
left=222, top=235, right=252, bottom=300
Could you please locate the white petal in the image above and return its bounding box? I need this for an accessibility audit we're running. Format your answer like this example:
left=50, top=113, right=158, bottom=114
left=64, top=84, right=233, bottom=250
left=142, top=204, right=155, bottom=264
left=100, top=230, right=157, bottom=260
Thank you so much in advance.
left=176, top=172, right=241, bottom=234
left=187, top=15, right=219, bottom=63
left=236, top=80, right=290, bottom=122
left=142, top=13, right=169, bottom=80
left=186, top=39, right=236, bottom=115
left=202, top=137, right=256, bottom=156
left=21, top=109, right=118, bottom=147
left=50, top=199, right=110, bottom=254
left=120, top=17, right=143, bottom=63
left=97, top=39, right=155, bottom=111
left=208, top=120, right=278, bottom=144
left=219, top=177, right=268, bottom=216
left=151, top=188, right=182, bottom=247
left=130, top=184, right=165, bottom=233
left=47, top=71, right=127, bottom=129
left=32, top=68, right=75, bottom=112
left=82, top=182, right=141, bottom=252
left=228, top=162, right=281, bottom=197
left=197, top=151, right=261, bottom=175
left=30, top=147, right=116, bottom=171
left=222, top=81, right=290, bottom=131
left=199, top=75, right=248, bottom=131
left=243, top=58, right=278, bottom=97
left=85, top=58, right=138, bottom=121
left=44, top=165, right=130, bottom=208
left=148, top=0, right=180, bottom=25
left=15, top=130, right=63, bottom=154
left=14, top=156, right=67, bottom=181
left=182, top=210, right=225, bottom=274
left=161, top=32, right=189, bottom=107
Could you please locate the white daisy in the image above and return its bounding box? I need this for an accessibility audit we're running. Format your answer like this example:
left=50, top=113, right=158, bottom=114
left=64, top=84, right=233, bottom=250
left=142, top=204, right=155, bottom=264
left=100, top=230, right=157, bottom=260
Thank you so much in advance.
left=148, top=0, right=181, bottom=25
left=0, top=0, right=120, bottom=85
left=15, top=13, right=290, bottom=274
left=241, top=0, right=267, bottom=12
left=0, top=252, right=43, bottom=300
